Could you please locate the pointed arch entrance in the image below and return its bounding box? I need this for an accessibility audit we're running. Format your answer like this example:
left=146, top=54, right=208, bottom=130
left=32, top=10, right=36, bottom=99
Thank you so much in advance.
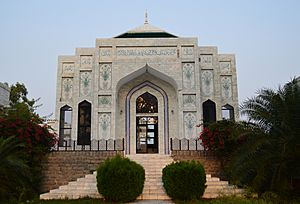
left=136, top=92, right=159, bottom=153
left=125, top=81, right=169, bottom=154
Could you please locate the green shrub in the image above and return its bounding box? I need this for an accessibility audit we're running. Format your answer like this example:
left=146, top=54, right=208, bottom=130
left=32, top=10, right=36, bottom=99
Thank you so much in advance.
left=162, top=160, right=206, bottom=200
left=96, top=155, right=145, bottom=202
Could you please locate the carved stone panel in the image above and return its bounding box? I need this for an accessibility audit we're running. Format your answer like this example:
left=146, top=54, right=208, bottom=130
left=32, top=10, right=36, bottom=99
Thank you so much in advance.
left=183, top=112, right=197, bottom=139
left=61, top=78, right=73, bottom=101
left=98, top=113, right=111, bottom=140
left=220, top=61, right=231, bottom=74
left=80, top=71, right=92, bottom=97
left=99, top=47, right=112, bottom=57
left=201, top=70, right=214, bottom=96
left=181, top=46, right=194, bottom=58
left=62, top=63, right=74, bottom=74
left=200, top=54, right=213, bottom=65
left=80, top=56, right=93, bottom=67
left=221, top=76, right=232, bottom=99
left=98, top=95, right=112, bottom=108
left=99, top=64, right=112, bottom=90
left=116, top=47, right=177, bottom=58
left=182, top=63, right=195, bottom=89
left=183, top=94, right=196, bottom=108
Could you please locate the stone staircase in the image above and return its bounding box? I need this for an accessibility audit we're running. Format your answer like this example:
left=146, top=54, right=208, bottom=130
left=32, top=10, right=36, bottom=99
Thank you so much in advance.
left=203, top=174, right=244, bottom=198
left=40, top=154, right=243, bottom=200
left=126, top=154, right=173, bottom=200
left=40, top=171, right=101, bottom=200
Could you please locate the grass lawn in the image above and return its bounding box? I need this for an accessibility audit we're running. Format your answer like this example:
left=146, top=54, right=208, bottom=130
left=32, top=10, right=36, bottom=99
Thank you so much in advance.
left=22, top=197, right=300, bottom=204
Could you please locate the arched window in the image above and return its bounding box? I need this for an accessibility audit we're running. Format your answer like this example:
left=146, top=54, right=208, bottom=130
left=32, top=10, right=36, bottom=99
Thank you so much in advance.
left=202, top=100, right=216, bottom=127
left=77, top=101, right=91, bottom=145
left=222, top=104, right=234, bottom=121
left=136, top=92, right=158, bottom=113
left=59, top=105, right=72, bottom=146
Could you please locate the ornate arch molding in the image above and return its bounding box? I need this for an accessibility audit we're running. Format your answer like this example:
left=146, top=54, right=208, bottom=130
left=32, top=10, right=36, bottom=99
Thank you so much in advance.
left=125, top=81, right=169, bottom=154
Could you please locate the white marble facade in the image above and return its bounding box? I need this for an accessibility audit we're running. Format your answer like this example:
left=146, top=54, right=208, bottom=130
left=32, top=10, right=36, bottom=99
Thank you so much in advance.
left=55, top=21, right=239, bottom=154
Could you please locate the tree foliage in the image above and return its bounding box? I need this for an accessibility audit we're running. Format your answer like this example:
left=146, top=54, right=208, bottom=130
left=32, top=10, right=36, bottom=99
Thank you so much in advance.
left=199, top=78, right=300, bottom=198
left=0, top=82, right=57, bottom=201
left=3, top=82, right=41, bottom=122
left=231, top=78, right=300, bottom=197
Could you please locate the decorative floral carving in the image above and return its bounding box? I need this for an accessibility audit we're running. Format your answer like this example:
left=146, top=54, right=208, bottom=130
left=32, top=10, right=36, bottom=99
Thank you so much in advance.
left=221, top=76, right=232, bottom=99
left=220, top=61, right=231, bottom=74
left=98, top=95, right=112, bottom=108
left=80, top=72, right=92, bottom=96
left=201, top=70, right=214, bottom=96
left=200, top=55, right=213, bottom=64
left=99, top=113, right=111, bottom=139
left=62, top=63, right=74, bottom=74
left=182, top=47, right=194, bottom=57
left=184, top=112, right=197, bottom=139
left=182, top=63, right=195, bottom=89
left=183, top=94, right=196, bottom=108
left=99, top=48, right=112, bottom=57
left=62, top=78, right=73, bottom=100
left=99, top=64, right=112, bottom=90
left=80, top=56, right=93, bottom=66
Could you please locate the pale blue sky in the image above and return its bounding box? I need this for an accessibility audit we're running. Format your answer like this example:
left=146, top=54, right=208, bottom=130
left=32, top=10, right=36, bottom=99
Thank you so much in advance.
left=0, top=0, right=299, bottom=117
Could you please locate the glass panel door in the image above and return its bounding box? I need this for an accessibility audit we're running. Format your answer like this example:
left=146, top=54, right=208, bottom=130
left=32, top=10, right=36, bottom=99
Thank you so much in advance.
left=137, top=126, right=147, bottom=153
left=136, top=117, right=158, bottom=153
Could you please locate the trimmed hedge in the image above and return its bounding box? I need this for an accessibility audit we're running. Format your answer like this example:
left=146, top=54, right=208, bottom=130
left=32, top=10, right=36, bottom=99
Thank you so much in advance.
left=162, top=160, right=206, bottom=200
left=96, top=155, right=145, bottom=202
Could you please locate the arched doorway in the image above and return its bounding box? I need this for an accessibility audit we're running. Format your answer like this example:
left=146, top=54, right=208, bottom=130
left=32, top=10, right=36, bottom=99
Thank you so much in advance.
left=116, top=64, right=178, bottom=155
left=202, top=99, right=216, bottom=127
left=125, top=81, right=169, bottom=154
left=136, top=92, right=159, bottom=153
left=222, top=104, right=234, bottom=121
left=77, top=100, right=91, bottom=145
left=59, top=105, right=72, bottom=146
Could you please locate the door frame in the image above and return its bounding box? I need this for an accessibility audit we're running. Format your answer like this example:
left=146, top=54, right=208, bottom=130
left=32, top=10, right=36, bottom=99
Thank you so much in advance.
left=136, top=116, right=158, bottom=153
left=125, top=81, right=169, bottom=154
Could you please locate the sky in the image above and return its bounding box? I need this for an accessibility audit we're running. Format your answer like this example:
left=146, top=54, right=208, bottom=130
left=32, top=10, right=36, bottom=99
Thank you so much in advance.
left=0, top=0, right=299, bottom=117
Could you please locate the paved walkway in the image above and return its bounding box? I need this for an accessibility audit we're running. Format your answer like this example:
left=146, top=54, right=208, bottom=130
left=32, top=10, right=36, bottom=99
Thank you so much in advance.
left=129, top=200, right=174, bottom=204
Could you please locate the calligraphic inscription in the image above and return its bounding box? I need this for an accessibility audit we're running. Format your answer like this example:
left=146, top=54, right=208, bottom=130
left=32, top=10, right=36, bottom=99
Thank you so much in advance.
left=116, top=47, right=177, bottom=58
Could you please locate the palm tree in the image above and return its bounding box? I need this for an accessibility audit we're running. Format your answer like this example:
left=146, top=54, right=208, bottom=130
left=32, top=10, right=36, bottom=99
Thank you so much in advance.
left=229, top=78, right=300, bottom=196
left=0, top=136, right=31, bottom=202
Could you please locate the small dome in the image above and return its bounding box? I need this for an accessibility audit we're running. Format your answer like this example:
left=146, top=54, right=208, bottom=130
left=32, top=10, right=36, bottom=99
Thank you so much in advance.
left=115, top=22, right=177, bottom=38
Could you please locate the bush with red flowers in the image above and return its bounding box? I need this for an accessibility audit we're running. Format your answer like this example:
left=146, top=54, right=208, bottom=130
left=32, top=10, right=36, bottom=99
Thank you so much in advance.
left=0, top=82, right=57, bottom=201
left=0, top=116, right=57, bottom=200
left=0, top=117, right=57, bottom=156
left=199, top=120, right=243, bottom=157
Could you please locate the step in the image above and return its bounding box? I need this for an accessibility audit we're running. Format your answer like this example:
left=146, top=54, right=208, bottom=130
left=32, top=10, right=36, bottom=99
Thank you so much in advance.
left=206, top=180, right=229, bottom=185
left=41, top=154, right=243, bottom=201
left=206, top=177, right=220, bottom=181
